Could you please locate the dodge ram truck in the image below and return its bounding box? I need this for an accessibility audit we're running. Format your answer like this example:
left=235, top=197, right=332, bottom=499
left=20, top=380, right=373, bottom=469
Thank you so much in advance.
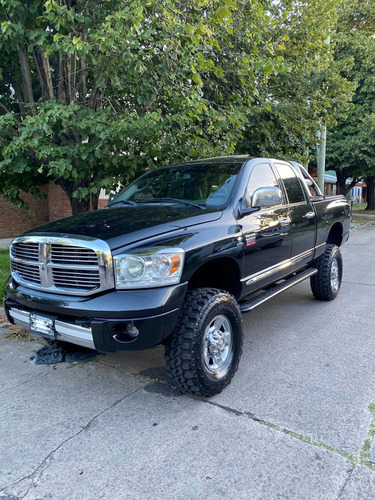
left=4, top=156, right=351, bottom=396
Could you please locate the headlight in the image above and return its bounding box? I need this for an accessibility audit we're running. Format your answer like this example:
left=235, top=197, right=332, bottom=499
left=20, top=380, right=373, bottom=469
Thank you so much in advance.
left=113, top=247, right=185, bottom=289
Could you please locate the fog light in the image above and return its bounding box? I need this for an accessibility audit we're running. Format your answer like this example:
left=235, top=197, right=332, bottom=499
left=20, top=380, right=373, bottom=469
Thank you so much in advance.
left=126, top=324, right=139, bottom=338
left=112, top=322, right=139, bottom=343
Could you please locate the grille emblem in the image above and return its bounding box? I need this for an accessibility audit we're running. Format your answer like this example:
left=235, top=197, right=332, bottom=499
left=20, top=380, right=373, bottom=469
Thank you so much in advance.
left=39, top=243, right=52, bottom=288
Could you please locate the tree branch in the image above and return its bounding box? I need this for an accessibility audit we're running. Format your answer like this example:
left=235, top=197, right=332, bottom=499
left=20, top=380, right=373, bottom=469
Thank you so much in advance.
left=57, top=54, right=66, bottom=103
left=0, top=102, right=21, bottom=127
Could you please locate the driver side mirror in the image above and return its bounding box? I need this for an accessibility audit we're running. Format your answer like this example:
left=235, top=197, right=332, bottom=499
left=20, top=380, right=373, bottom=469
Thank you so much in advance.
left=251, top=187, right=283, bottom=208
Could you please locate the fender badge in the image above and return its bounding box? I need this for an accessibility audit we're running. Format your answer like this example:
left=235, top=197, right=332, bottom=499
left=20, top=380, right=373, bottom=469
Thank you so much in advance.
left=245, top=234, right=257, bottom=247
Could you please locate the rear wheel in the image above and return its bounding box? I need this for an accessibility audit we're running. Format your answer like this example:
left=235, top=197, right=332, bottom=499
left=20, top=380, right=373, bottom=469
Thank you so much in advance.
left=310, top=244, right=343, bottom=301
left=164, top=288, right=243, bottom=397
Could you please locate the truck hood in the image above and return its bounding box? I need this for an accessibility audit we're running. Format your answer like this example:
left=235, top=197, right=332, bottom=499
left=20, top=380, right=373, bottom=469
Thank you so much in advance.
left=23, top=205, right=223, bottom=250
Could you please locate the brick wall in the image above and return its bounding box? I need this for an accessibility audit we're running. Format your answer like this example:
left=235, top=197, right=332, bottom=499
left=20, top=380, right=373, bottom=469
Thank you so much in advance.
left=98, top=199, right=108, bottom=209
left=47, top=184, right=72, bottom=221
left=0, top=184, right=108, bottom=239
left=0, top=188, right=50, bottom=239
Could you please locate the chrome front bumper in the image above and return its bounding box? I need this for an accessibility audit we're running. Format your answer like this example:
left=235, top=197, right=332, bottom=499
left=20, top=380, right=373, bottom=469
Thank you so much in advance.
left=8, top=308, right=95, bottom=350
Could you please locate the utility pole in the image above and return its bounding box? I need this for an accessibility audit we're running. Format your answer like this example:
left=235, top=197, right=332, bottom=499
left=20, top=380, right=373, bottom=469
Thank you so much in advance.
left=316, top=125, right=326, bottom=193
left=316, top=35, right=330, bottom=194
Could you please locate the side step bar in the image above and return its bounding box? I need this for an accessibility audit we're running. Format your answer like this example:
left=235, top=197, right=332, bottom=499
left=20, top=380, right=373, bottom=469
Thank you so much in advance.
left=239, top=268, right=318, bottom=313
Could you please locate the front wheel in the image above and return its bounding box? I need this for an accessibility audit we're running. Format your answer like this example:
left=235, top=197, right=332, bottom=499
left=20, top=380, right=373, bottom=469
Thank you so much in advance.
left=310, top=244, right=343, bottom=301
left=164, top=288, right=243, bottom=397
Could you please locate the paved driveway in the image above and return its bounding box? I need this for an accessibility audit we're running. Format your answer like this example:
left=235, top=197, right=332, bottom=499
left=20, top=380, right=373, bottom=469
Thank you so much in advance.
left=1, top=225, right=375, bottom=499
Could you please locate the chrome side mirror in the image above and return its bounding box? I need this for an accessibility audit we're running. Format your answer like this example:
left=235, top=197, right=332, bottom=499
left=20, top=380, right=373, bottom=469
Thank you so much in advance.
left=251, top=187, right=283, bottom=208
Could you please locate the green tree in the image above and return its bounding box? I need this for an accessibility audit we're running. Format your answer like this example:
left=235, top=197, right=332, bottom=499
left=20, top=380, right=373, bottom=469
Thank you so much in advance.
left=0, top=0, right=283, bottom=213
left=326, top=0, right=375, bottom=207
left=236, top=0, right=353, bottom=165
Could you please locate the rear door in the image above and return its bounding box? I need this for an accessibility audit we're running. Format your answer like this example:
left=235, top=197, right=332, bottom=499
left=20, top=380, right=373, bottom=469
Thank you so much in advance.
left=273, top=161, right=316, bottom=269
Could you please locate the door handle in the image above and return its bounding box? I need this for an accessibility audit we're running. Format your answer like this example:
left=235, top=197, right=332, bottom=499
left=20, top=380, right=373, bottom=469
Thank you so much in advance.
left=303, top=212, right=315, bottom=219
left=279, top=218, right=291, bottom=226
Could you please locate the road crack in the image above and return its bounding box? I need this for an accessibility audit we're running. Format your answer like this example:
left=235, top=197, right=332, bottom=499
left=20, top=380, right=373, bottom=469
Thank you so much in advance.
left=100, top=360, right=375, bottom=473
left=99, top=358, right=375, bottom=475
left=359, top=402, right=375, bottom=466
left=198, top=398, right=375, bottom=472
left=0, top=370, right=51, bottom=396
left=334, top=464, right=356, bottom=500
left=0, top=384, right=145, bottom=498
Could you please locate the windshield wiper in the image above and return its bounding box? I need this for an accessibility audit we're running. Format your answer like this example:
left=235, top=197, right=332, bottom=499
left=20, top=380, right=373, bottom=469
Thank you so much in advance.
left=139, top=197, right=205, bottom=210
left=107, top=199, right=137, bottom=207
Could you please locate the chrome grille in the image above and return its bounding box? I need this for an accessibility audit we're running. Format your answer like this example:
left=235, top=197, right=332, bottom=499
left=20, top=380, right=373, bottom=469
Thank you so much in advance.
left=11, top=242, right=39, bottom=262
left=11, top=260, right=41, bottom=284
left=10, top=236, right=114, bottom=296
left=51, top=244, right=98, bottom=265
left=52, top=268, right=100, bottom=290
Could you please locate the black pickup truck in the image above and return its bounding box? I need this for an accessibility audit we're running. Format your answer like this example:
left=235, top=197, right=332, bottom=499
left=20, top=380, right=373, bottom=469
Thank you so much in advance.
left=4, top=156, right=351, bottom=396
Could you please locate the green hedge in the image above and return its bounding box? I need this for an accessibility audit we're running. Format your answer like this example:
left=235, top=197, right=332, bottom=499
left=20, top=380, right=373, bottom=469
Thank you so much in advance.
left=0, top=250, right=10, bottom=303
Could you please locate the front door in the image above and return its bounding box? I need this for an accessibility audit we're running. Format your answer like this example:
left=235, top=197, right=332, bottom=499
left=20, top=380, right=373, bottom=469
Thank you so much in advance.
left=239, top=161, right=292, bottom=291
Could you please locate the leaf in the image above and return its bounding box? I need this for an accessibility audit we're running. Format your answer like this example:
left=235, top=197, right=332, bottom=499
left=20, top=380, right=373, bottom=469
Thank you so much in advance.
left=192, top=72, right=203, bottom=86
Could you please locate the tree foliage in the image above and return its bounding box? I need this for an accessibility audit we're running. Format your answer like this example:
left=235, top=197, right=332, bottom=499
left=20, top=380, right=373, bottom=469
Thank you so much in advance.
left=0, top=0, right=286, bottom=213
left=236, top=0, right=353, bottom=164
left=325, top=0, right=375, bottom=205
left=0, top=0, right=360, bottom=214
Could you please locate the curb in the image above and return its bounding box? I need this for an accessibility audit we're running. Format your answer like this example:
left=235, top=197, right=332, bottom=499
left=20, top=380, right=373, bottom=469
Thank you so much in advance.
left=351, top=220, right=375, bottom=231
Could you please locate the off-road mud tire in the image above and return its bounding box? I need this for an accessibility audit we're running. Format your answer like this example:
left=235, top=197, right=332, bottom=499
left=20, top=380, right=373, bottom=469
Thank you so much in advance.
left=310, top=244, right=343, bottom=301
left=164, top=288, right=243, bottom=397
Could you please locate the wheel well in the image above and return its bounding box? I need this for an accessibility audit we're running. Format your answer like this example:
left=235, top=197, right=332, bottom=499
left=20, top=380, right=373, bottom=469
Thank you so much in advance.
left=188, top=258, right=241, bottom=299
left=327, top=222, right=343, bottom=247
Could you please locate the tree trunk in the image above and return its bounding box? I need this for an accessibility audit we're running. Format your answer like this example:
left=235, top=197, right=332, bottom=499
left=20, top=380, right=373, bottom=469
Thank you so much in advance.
left=33, top=47, right=54, bottom=100
left=9, top=62, right=26, bottom=119
left=336, top=172, right=347, bottom=196
left=58, top=178, right=91, bottom=215
left=71, top=196, right=91, bottom=215
left=365, top=175, right=375, bottom=210
left=70, top=51, right=77, bottom=102
left=335, top=170, right=360, bottom=197
left=78, top=53, right=87, bottom=103
left=18, top=49, right=36, bottom=116
left=90, top=192, right=100, bottom=211
left=57, top=54, right=66, bottom=103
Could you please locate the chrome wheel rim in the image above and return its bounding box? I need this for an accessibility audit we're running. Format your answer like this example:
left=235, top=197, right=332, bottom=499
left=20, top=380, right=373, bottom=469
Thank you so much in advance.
left=203, top=315, right=233, bottom=374
left=331, top=258, right=340, bottom=291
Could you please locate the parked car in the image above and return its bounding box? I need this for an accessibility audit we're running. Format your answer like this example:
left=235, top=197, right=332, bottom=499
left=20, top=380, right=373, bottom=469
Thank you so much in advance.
left=4, top=156, right=351, bottom=396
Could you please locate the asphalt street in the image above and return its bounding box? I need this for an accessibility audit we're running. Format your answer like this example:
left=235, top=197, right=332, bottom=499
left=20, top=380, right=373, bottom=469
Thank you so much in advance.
left=0, top=224, right=375, bottom=499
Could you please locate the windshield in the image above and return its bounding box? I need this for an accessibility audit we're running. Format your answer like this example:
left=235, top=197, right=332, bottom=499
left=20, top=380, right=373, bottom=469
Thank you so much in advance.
left=109, top=162, right=244, bottom=208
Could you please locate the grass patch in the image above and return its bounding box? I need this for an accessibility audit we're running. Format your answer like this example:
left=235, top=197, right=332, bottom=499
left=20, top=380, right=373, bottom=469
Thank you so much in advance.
left=353, top=203, right=375, bottom=214
left=0, top=249, right=10, bottom=302
left=353, top=203, right=367, bottom=211
left=4, top=327, right=38, bottom=342
left=351, top=216, right=375, bottom=226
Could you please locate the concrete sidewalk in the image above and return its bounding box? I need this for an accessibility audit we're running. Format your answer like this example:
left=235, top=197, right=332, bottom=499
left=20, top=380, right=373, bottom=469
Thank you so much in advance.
left=0, top=238, right=12, bottom=249
left=1, top=226, right=375, bottom=499
left=352, top=212, right=375, bottom=220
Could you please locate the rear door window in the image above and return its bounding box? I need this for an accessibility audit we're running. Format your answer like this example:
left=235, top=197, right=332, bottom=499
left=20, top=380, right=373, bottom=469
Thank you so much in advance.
left=276, top=163, right=306, bottom=204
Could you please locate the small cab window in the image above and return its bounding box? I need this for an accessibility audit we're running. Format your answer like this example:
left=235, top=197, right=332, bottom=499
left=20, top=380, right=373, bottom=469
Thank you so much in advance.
left=300, top=167, right=322, bottom=197
left=244, top=163, right=280, bottom=208
left=276, top=163, right=306, bottom=204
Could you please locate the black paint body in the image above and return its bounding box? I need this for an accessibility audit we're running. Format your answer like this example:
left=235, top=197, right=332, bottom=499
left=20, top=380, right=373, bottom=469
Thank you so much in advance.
left=4, top=157, right=351, bottom=351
